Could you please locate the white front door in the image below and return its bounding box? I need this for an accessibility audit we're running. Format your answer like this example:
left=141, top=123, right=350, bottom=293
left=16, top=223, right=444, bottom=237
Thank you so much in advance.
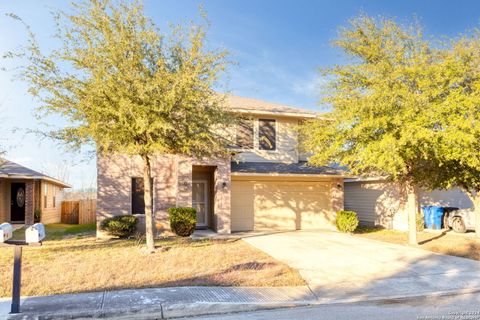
left=192, top=180, right=208, bottom=227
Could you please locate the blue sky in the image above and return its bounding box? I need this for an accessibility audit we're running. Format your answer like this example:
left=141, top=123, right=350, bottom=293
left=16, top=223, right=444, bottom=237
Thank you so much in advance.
left=1, top=0, right=480, bottom=189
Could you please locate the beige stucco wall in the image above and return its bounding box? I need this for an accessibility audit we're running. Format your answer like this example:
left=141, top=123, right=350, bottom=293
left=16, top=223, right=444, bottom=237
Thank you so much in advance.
left=231, top=176, right=341, bottom=232
left=228, top=117, right=300, bottom=164
left=97, top=154, right=231, bottom=235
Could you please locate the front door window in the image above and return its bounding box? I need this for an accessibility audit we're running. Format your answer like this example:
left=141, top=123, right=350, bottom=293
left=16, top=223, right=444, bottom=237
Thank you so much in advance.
left=192, top=181, right=208, bottom=227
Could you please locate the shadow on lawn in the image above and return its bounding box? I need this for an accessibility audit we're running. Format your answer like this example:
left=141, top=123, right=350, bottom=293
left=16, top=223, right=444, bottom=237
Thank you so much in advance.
left=37, top=236, right=231, bottom=255
left=418, top=231, right=448, bottom=245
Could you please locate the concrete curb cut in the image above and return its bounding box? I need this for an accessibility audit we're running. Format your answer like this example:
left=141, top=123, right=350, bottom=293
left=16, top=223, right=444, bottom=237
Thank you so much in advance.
left=5, top=287, right=480, bottom=320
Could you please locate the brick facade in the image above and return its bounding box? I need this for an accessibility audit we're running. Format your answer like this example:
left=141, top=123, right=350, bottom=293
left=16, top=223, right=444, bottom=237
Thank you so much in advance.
left=97, top=154, right=232, bottom=236
left=24, top=180, right=35, bottom=225
left=0, top=178, right=65, bottom=225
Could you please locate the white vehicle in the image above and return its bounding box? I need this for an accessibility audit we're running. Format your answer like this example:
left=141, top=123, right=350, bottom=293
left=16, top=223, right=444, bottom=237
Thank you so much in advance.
left=445, top=209, right=476, bottom=233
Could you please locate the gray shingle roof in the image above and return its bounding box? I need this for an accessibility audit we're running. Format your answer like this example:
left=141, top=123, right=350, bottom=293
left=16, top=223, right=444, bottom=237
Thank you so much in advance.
left=231, top=161, right=345, bottom=175
left=0, top=159, right=70, bottom=187
left=224, top=95, right=322, bottom=119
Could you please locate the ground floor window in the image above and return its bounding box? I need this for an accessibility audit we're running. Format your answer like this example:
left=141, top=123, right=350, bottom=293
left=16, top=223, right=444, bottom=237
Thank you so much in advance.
left=131, top=177, right=154, bottom=215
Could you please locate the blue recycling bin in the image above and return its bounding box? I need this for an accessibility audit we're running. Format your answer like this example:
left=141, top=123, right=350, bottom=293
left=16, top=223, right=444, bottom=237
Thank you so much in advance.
left=430, top=206, right=444, bottom=230
left=421, top=206, right=432, bottom=229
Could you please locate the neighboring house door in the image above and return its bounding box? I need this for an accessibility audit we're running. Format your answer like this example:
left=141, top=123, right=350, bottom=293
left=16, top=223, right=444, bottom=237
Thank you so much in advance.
left=11, top=183, right=26, bottom=222
left=192, top=180, right=208, bottom=228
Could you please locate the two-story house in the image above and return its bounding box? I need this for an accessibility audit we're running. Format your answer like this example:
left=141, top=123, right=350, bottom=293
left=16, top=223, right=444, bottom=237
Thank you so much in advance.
left=96, top=95, right=345, bottom=234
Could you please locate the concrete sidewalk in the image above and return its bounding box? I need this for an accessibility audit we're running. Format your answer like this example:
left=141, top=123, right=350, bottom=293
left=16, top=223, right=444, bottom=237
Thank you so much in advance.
left=3, top=284, right=480, bottom=320
left=0, top=286, right=314, bottom=320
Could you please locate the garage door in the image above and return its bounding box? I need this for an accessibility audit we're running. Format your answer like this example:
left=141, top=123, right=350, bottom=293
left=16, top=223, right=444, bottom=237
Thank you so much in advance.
left=231, top=180, right=334, bottom=231
left=344, top=181, right=385, bottom=227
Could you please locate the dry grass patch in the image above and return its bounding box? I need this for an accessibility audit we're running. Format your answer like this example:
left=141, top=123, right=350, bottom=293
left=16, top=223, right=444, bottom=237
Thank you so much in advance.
left=355, top=227, right=480, bottom=260
left=0, top=225, right=304, bottom=297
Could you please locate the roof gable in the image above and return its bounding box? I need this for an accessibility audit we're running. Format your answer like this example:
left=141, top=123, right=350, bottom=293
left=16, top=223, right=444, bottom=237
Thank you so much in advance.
left=0, top=159, right=71, bottom=188
left=224, top=95, right=323, bottom=119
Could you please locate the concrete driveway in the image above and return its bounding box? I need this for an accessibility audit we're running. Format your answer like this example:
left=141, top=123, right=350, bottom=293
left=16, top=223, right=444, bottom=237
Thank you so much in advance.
left=243, top=231, right=480, bottom=303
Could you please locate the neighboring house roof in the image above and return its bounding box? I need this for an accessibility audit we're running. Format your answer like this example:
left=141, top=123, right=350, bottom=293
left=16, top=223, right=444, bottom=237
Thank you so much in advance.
left=224, top=94, right=325, bottom=119
left=231, top=161, right=345, bottom=176
left=0, top=159, right=71, bottom=188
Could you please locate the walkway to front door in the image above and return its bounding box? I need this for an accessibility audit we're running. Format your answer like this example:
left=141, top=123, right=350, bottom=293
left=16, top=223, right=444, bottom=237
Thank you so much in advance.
left=243, top=230, right=480, bottom=302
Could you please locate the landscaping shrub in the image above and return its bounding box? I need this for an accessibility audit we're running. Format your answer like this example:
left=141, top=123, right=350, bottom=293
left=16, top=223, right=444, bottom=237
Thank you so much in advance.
left=100, top=215, right=138, bottom=238
left=168, top=207, right=197, bottom=237
left=336, top=210, right=359, bottom=233
left=416, top=211, right=425, bottom=232
left=34, top=209, right=42, bottom=223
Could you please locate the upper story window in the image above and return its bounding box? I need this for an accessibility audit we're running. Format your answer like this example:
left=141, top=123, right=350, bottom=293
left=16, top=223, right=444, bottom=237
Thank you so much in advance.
left=259, top=119, right=276, bottom=151
left=235, top=119, right=254, bottom=149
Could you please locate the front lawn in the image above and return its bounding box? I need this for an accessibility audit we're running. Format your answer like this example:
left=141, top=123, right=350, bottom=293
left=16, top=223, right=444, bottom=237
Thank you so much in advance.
left=355, top=226, right=480, bottom=260
left=0, top=224, right=304, bottom=297
left=11, top=223, right=97, bottom=241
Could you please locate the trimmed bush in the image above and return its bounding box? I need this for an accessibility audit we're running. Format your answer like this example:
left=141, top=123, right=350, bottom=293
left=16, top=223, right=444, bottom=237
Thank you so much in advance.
left=34, top=209, right=42, bottom=223
left=100, top=215, right=138, bottom=238
left=336, top=210, right=359, bottom=233
left=168, top=207, right=197, bottom=237
left=416, top=211, right=425, bottom=232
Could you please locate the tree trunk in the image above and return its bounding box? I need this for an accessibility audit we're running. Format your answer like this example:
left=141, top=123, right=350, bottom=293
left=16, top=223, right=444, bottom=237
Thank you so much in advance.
left=142, top=154, right=155, bottom=252
left=466, top=192, right=480, bottom=238
left=405, top=179, right=418, bottom=245
left=475, top=196, right=480, bottom=239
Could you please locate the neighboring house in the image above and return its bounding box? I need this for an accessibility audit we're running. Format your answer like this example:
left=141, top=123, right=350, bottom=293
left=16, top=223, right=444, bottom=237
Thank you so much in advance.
left=0, top=159, right=71, bottom=225
left=97, top=95, right=345, bottom=234
left=344, top=178, right=472, bottom=230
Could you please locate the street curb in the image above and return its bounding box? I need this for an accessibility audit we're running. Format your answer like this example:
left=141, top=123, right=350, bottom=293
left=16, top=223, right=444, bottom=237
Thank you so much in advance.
left=5, top=302, right=311, bottom=320
left=162, top=302, right=311, bottom=319
left=311, top=287, right=480, bottom=306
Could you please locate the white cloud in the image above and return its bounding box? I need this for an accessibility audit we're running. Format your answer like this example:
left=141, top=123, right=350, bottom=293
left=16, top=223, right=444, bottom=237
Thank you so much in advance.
left=292, top=74, right=327, bottom=99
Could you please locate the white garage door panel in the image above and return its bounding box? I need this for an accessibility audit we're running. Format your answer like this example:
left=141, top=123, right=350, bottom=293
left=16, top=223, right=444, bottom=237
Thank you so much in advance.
left=231, top=180, right=335, bottom=232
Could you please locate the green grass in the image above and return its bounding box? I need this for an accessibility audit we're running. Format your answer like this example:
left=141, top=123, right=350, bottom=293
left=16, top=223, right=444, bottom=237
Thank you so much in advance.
left=12, top=223, right=96, bottom=241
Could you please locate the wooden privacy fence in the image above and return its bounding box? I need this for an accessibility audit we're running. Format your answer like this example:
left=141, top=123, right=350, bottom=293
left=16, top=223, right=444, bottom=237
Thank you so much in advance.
left=61, top=199, right=96, bottom=224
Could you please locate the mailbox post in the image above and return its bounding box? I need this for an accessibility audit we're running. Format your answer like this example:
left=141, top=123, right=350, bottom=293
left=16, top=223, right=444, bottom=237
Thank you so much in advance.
left=0, top=223, right=44, bottom=314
